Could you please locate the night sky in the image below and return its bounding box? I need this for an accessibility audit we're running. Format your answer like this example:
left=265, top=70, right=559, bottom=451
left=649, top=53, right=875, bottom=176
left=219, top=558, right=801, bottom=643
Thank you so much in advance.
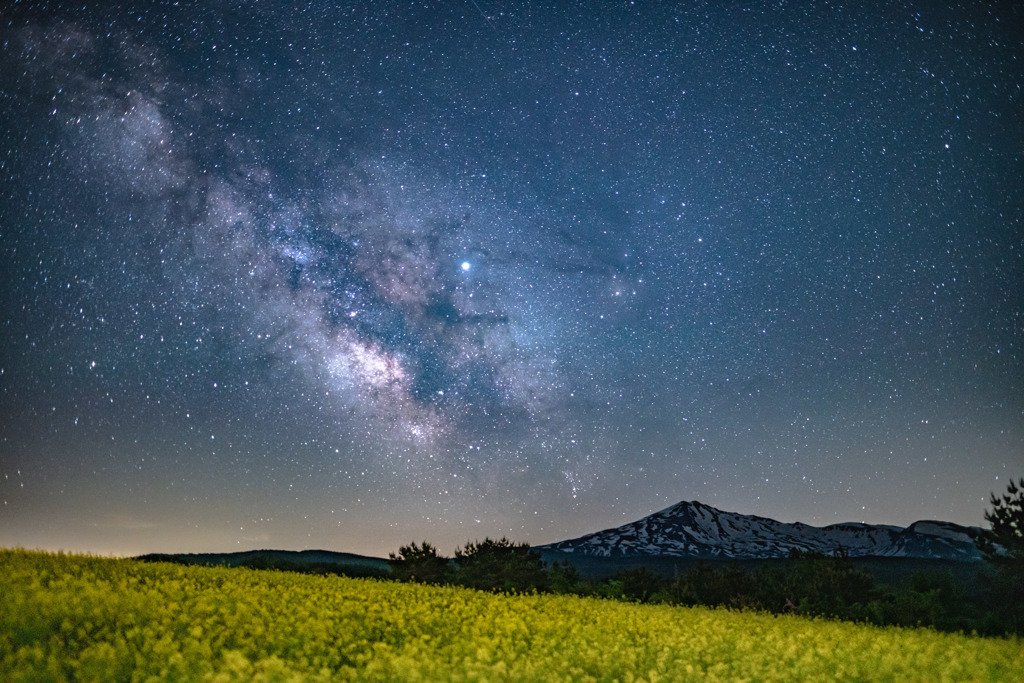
left=2, top=1, right=1021, bottom=558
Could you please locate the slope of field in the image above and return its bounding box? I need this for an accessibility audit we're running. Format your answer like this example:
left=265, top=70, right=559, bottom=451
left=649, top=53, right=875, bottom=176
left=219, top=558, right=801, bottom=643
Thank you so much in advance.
left=2, top=549, right=1021, bottom=681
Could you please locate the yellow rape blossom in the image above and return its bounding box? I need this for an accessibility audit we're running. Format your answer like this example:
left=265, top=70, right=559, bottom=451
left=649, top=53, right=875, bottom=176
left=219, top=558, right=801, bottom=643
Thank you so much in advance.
left=1, top=549, right=1021, bottom=681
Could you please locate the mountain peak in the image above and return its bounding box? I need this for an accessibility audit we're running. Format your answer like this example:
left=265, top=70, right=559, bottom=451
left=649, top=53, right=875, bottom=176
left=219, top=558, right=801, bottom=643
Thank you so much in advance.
left=538, top=501, right=985, bottom=561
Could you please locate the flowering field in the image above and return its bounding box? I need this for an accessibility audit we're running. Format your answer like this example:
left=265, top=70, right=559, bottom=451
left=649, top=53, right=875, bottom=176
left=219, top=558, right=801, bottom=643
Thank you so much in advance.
left=1, top=549, right=1021, bottom=681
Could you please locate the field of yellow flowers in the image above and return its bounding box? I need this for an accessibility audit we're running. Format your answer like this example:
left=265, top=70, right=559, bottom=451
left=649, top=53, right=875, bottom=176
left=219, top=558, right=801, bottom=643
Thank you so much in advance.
left=1, top=549, right=1021, bottom=681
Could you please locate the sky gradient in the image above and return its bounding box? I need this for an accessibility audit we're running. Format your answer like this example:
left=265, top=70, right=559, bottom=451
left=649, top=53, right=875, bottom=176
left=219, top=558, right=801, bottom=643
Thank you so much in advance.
left=2, top=1, right=1021, bottom=558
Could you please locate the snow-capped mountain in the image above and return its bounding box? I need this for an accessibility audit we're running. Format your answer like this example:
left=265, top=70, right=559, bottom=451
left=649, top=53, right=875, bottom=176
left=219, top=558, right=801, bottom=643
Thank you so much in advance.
left=539, top=501, right=986, bottom=560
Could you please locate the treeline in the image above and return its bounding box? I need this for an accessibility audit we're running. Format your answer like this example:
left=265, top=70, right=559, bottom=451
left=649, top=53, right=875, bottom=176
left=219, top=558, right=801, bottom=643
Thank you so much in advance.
left=388, top=538, right=546, bottom=592
left=389, top=540, right=1023, bottom=637
left=580, top=550, right=1022, bottom=637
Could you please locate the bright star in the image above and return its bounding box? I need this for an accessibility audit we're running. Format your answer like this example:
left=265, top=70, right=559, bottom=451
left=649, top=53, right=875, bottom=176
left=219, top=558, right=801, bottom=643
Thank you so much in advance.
left=461, top=262, right=471, bottom=271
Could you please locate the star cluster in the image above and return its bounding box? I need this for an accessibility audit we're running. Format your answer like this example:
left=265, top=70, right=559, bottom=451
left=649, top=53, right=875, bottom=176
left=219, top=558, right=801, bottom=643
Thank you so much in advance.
left=1, top=1, right=1021, bottom=556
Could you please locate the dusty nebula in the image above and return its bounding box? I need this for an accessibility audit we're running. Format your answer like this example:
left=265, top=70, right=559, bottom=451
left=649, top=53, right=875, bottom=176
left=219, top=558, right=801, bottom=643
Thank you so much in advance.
left=1, top=2, right=1021, bottom=556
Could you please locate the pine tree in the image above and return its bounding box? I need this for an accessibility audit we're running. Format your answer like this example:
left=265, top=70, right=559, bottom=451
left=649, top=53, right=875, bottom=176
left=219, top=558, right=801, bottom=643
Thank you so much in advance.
left=980, top=476, right=1024, bottom=565
left=979, top=476, right=1024, bottom=634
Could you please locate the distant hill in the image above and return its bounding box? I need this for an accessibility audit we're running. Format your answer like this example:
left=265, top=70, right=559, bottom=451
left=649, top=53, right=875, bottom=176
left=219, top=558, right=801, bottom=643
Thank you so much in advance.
left=134, top=501, right=987, bottom=575
left=135, top=549, right=390, bottom=577
left=537, top=500, right=986, bottom=561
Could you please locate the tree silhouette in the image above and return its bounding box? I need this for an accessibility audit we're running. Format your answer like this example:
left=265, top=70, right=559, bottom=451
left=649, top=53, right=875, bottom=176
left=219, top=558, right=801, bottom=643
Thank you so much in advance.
left=980, top=476, right=1024, bottom=565
left=979, top=476, right=1024, bottom=634
left=453, top=537, right=547, bottom=593
left=388, top=541, right=451, bottom=584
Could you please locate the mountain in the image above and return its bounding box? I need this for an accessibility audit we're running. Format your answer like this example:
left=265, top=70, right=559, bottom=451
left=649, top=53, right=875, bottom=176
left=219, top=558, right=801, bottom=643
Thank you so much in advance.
left=538, top=501, right=986, bottom=561
left=135, top=549, right=390, bottom=576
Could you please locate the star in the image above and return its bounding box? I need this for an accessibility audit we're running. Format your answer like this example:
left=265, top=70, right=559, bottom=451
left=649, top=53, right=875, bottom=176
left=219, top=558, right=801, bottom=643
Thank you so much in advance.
left=0, top=0, right=1018, bottom=558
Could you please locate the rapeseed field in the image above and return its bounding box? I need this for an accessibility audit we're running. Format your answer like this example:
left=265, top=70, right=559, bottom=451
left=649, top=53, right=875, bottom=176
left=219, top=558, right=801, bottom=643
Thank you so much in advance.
left=1, top=549, right=1020, bottom=681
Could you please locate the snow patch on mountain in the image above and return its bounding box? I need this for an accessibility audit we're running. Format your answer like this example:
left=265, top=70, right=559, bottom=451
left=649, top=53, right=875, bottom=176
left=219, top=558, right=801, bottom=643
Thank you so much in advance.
left=539, top=501, right=986, bottom=561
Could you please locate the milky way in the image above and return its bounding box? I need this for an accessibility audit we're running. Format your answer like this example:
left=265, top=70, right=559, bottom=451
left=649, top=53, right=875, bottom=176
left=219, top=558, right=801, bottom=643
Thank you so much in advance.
left=1, top=2, right=1021, bottom=556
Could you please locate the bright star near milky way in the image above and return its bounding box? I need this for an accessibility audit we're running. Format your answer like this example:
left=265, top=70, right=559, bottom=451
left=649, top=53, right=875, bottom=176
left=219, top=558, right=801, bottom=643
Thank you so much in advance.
left=0, top=0, right=1020, bottom=558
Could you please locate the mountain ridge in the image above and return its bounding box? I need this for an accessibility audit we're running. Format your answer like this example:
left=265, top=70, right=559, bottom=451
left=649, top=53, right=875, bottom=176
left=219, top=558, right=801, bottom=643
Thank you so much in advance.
left=536, top=500, right=986, bottom=561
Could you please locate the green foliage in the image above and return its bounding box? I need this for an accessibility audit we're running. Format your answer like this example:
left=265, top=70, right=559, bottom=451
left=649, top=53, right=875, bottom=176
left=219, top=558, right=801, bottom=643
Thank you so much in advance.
left=545, top=561, right=584, bottom=595
left=614, top=567, right=664, bottom=603
left=783, top=549, right=876, bottom=616
left=387, top=541, right=451, bottom=584
left=667, top=562, right=757, bottom=609
left=453, top=537, right=547, bottom=593
left=2, top=549, right=1022, bottom=681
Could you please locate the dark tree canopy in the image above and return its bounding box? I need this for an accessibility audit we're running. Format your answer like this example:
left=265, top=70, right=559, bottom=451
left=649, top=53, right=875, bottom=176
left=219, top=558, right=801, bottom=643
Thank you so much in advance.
left=388, top=541, right=451, bottom=584
left=453, top=537, right=547, bottom=593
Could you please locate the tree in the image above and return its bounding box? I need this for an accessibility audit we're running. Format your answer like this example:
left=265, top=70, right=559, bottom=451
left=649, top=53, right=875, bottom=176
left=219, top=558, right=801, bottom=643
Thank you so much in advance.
left=615, top=567, right=665, bottom=603
left=388, top=541, right=451, bottom=584
left=980, top=476, right=1024, bottom=565
left=666, top=562, right=755, bottom=608
left=784, top=549, right=874, bottom=615
left=453, top=537, right=547, bottom=593
left=547, top=561, right=583, bottom=595
left=978, top=477, right=1024, bottom=634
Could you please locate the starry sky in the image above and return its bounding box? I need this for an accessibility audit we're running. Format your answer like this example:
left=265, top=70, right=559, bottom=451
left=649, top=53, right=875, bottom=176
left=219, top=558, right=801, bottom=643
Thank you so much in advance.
left=1, top=1, right=1021, bottom=558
